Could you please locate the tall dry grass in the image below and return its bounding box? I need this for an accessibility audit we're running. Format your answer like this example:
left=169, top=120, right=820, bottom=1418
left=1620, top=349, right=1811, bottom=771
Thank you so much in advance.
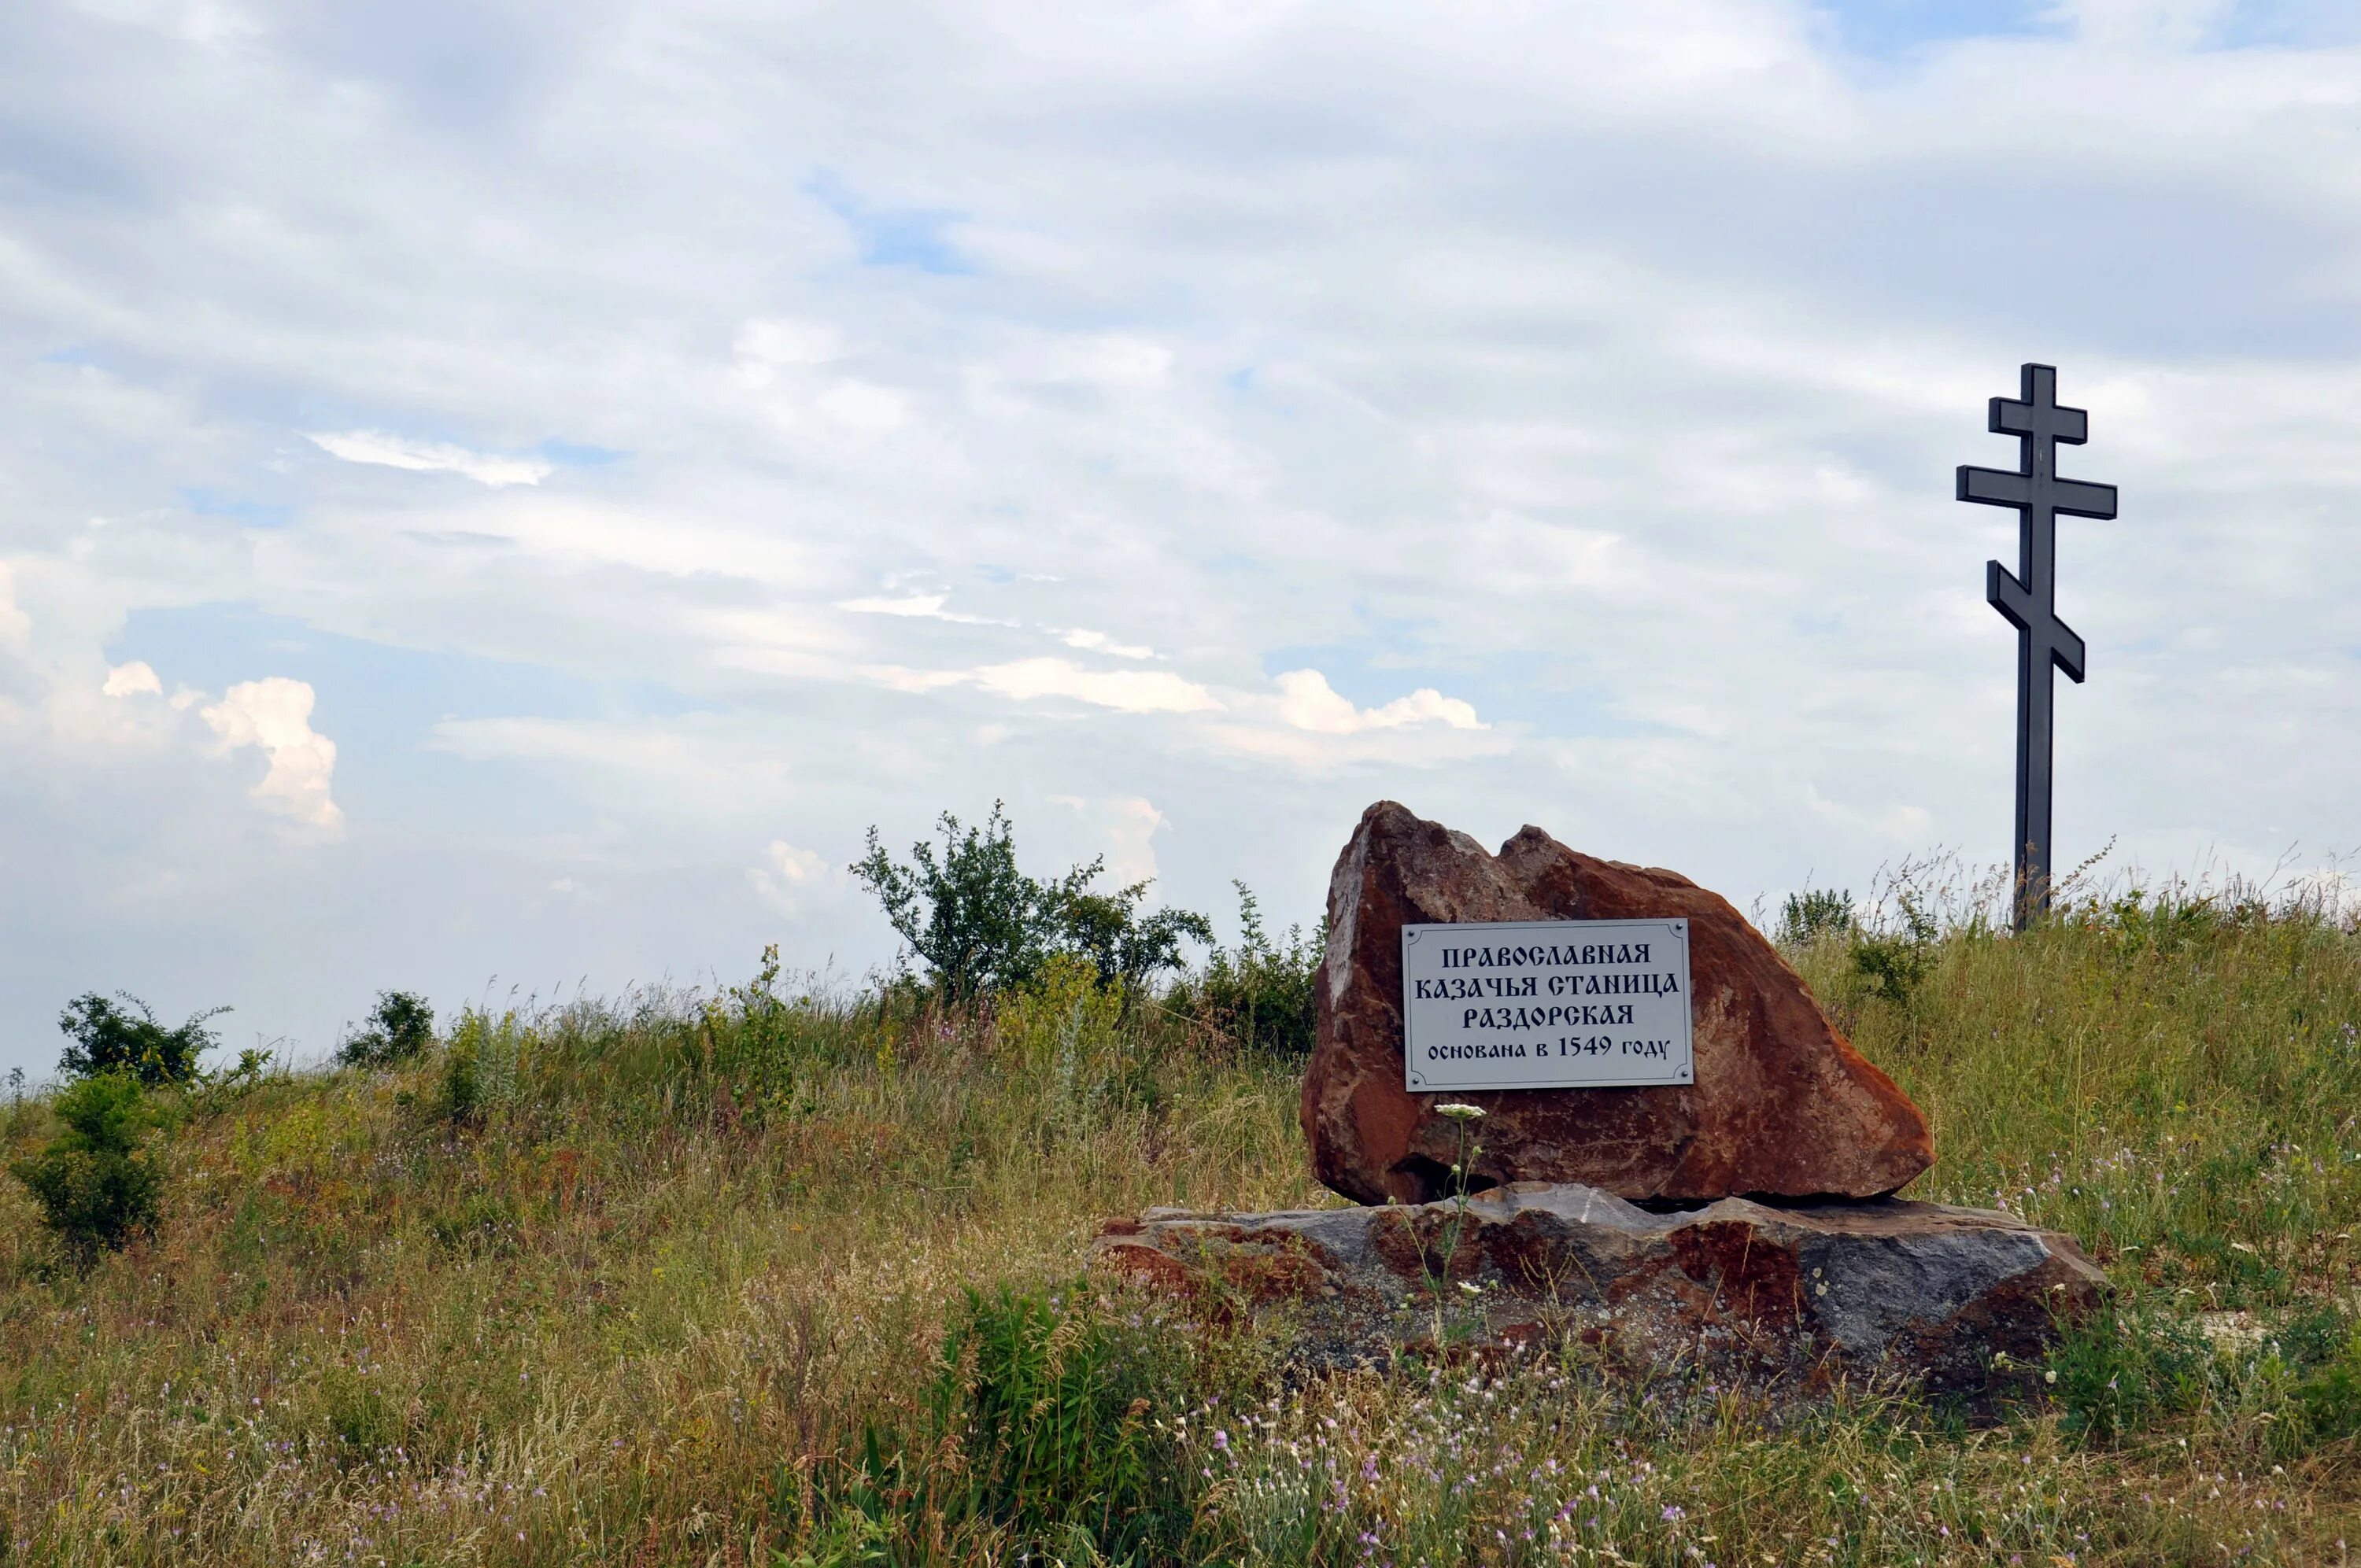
left=0, top=890, right=2357, bottom=1565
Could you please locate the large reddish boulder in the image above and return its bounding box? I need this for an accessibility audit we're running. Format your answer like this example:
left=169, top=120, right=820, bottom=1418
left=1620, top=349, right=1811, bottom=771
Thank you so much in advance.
left=1302, top=802, right=1933, bottom=1204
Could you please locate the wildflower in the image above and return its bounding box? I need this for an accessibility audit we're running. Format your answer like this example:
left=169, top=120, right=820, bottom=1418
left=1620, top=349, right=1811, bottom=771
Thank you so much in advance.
left=1435, top=1103, right=1487, bottom=1122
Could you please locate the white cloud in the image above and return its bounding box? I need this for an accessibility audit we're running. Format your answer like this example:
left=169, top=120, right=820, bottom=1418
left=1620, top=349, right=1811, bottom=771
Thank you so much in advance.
left=748, top=838, right=839, bottom=915
left=200, top=678, right=344, bottom=832
left=1055, top=795, right=1169, bottom=889
left=733, top=318, right=844, bottom=376
left=814, top=382, right=908, bottom=430
left=1061, top=628, right=1155, bottom=659
left=306, top=431, right=553, bottom=489
left=1272, top=670, right=1485, bottom=735
left=763, top=839, right=827, bottom=884
left=836, top=592, right=1012, bottom=625
left=0, top=565, right=29, bottom=655
left=972, top=658, right=1222, bottom=714
left=102, top=660, right=162, bottom=698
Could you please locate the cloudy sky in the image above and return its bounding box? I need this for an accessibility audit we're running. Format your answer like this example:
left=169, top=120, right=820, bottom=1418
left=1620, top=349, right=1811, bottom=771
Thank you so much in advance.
left=2, top=0, right=2357, bottom=1073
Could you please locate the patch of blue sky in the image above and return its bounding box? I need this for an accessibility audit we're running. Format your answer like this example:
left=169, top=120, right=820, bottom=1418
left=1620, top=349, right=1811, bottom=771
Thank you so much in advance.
left=1812, top=0, right=2056, bottom=61
left=110, top=603, right=714, bottom=825
left=535, top=440, right=626, bottom=467
left=804, top=170, right=975, bottom=275
left=0, top=116, right=150, bottom=206
left=36, top=346, right=91, bottom=365
left=1792, top=611, right=1847, bottom=640
left=2213, top=1, right=2361, bottom=49
left=181, top=489, right=294, bottom=529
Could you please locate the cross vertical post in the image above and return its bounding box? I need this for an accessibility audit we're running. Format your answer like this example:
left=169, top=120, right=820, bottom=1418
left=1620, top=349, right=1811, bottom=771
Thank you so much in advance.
left=1956, top=363, right=2116, bottom=930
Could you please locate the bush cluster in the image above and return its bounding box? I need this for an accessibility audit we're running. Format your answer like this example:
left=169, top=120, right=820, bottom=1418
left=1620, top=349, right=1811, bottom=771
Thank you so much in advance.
left=853, top=802, right=1212, bottom=1003
left=1169, top=880, right=1321, bottom=1059
left=56, top=991, right=227, bottom=1087
left=10, top=985, right=430, bottom=1264
left=854, top=806, right=1325, bottom=1059
left=335, top=991, right=436, bottom=1068
left=7, top=1072, right=165, bottom=1263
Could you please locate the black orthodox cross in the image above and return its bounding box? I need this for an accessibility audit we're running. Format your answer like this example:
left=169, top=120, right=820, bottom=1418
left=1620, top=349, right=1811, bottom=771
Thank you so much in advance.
left=1956, top=363, right=2116, bottom=929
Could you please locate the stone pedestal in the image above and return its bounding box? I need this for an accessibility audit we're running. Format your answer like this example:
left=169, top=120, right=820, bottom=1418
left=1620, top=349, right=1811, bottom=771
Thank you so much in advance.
left=1096, top=1182, right=2103, bottom=1392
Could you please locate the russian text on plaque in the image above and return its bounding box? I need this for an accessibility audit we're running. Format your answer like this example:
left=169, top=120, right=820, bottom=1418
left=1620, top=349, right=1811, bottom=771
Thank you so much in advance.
left=1400, top=918, right=1693, bottom=1092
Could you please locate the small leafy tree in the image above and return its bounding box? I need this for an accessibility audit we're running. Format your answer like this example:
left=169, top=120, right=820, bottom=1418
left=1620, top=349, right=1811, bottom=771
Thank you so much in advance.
left=57, top=993, right=227, bottom=1087
left=855, top=803, right=1081, bottom=1003
left=1777, top=887, right=1855, bottom=947
left=1853, top=892, right=1939, bottom=1005
left=854, top=802, right=1209, bottom=1004
left=338, top=991, right=436, bottom=1068
left=9, top=1074, right=164, bottom=1261
left=1058, top=885, right=1214, bottom=1000
left=1182, top=881, right=1323, bottom=1058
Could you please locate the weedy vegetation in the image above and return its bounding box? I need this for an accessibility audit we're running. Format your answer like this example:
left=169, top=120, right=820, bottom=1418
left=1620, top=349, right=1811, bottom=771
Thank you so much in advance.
left=5, top=831, right=2361, bottom=1565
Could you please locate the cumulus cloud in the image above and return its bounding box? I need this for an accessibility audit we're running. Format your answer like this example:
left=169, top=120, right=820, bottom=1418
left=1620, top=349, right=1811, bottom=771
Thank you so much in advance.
left=1054, top=794, right=1169, bottom=889
left=1272, top=670, right=1486, bottom=735
left=200, top=679, right=344, bottom=832
left=102, top=660, right=162, bottom=698
left=307, top=432, right=553, bottom=488
left=749, top=838, right=838, bottom=915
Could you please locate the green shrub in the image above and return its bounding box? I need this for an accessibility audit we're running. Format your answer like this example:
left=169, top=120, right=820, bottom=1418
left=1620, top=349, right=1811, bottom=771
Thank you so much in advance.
left=56, top=991, right=227, bottom=1086
left=2049, top=1297, right=2211, bottom=1441
left=438, top=1034, right=482, bottom=1124
left=855, top=802, right=1088, bottom=1002
left=433, top=1007, right=524, bottom=1126
left=855, top=802, right=1210, bottom=1004
left=1058, top=886, right=1214, bottom=1002
left=316, top=1367, right=406, bottom=1463
left=337, top=991, right=436, bottom=1068
left=1777, top=887, right=1855, bottom=946
left=425, top=1191, right=518, bottom=1256
left=929, top=1279, right=1192, bottom=1554
left=1852, top=892, right=1938, bottom=1005
left=1177, top=880, right=1321, bottom=1059
left=8, top=1073, right=166, bottom=1260
left=2292, top=1325, right=2361, bottom=1443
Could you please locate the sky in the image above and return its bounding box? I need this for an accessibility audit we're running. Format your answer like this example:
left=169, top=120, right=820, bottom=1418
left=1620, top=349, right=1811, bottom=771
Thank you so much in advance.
left=2, top=0, right=2359, bottom=1075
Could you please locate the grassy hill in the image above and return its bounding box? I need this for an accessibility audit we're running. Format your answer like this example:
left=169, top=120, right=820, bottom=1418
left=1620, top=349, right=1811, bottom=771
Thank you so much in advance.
left=5, top=896, right=2361, bottom=1565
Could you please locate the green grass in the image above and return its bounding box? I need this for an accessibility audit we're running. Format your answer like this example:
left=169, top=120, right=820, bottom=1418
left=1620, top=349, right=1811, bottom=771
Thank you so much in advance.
left=3, top=904, right=2361, bottom=1565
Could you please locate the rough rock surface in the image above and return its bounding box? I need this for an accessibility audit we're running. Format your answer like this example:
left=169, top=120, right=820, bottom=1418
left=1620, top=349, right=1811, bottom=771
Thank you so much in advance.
left=1303, top=802, right=1934, bottom=1203
left=1095, top=1182, right=2104, bottom=1390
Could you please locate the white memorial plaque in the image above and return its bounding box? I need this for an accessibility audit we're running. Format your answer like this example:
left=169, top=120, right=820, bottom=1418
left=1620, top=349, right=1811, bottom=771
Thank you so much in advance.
left=1401, top=918, right=1692, bottom=1092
